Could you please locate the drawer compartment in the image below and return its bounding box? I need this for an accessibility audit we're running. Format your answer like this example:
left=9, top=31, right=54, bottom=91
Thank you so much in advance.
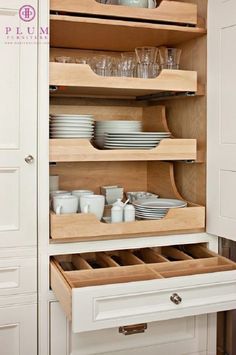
left=50, top=244, right=236, bottom=332
left=50, top=63, right=197, bottom=99
left=50, top=161, right=205, bottom=242
left=50, top=0, right=198, bottom=26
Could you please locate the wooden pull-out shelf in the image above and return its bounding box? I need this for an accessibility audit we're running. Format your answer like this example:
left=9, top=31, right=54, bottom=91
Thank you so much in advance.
left=50, top=244, right=236, bottom=333
left=50, top=205, right=205, bottom=242
left=50, top=15, right=206, bottom=52
left=50, top=0, right=198, bottom=26
left=50, top=63, right=197, bottom=99
left=49, top=138, right=197, bottom=162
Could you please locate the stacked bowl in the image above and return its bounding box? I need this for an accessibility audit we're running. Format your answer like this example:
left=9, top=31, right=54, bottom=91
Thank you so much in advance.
left=94, top=120, right=142, bottom=148
left=50, top=114, right=94, bottom=139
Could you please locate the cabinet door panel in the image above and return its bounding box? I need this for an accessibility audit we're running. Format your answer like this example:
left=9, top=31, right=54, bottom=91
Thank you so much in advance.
left=0, top=303, right=37, bottom=355
left=50, top=302, right=208, bottom=355
left=0, top=2, right=37, bottom=247
left=207, top=0, right=236, bottom=240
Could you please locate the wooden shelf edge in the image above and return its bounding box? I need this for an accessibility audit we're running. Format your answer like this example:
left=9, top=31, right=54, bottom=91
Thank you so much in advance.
left=49, top=138, right=197, bottom=162
left=49, top=64, right=197, bottom=97
left=50, top=0, right=198, bottom=26
left=50, top=205, right=205, bottom=241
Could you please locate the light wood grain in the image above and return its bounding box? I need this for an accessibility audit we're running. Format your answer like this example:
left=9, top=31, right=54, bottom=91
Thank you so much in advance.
left=49, top=138, right=197, bottom=162
left=51, top=246, right=236, bottom=289
left=50, top=161, right=147, bottom=194
left=50, top=261, right=72, bottom=320
left=50, top=14, right=205, bottom=52
left=50, top=63, right=198, bottom=98
left=50, top=0, right=198, bottom=25
left=50, top=206, right=205, bottom=241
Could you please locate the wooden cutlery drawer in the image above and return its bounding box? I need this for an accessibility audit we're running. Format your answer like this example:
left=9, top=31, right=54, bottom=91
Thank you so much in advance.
left=50, top=244, right=236, bottom=333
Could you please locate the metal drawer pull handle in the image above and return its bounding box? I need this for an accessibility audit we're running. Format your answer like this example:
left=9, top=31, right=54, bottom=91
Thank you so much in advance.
left=119, top=323, right=147, bottom=336
left=170, top=293, right=182, bottom=305
left=25, top=155, right=34, bottom=164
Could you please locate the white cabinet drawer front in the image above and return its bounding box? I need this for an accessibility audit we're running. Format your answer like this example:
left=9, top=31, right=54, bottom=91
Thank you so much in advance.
left=0, top=257, right=36, bottom=295
left=71, top=273, right=236, bottom=332
left=0, top=303, right=37, bottom=355
left=51, top=244, right=236, bottom=333
left=50, top=302, right=208, bottom=355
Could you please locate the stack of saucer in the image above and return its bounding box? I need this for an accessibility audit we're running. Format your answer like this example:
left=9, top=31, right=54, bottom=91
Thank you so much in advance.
left=94, top=120, right=142, bottom=148
left=50, top=114, right=94, bottom=139
left=133, top=198, right=187, bottom=220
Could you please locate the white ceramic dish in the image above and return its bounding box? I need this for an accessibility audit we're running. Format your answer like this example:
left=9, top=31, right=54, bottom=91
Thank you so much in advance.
left=50, top=128, right=94, bottom=132
left=50, top=134, right=93, bottom=138
left=133, top=198, right=187, bottom=209
left=51, top=114, right=94, bottom=118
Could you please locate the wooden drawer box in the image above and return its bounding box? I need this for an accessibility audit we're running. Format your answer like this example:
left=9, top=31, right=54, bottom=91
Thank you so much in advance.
left=50, top=0, right=198, bottom=26
left=50, top=161, right=205, bottom=242
left=50, top=64, right=197, bottom=99
left=50, top=244, right=236, bottom=333
left=50, top=205, right=205, bottom=242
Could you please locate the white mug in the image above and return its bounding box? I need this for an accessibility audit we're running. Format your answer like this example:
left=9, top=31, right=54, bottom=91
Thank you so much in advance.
left=80, top=195, right=105, bottom=220
left=53, top=195, right=79, bottom=215
left=119, top=0, right=148, bottom=8
left=72, top=190, right=94, bottom=211
left=49, top=176, right=59, bottom=192
left=148, top=0, right=157, bottom=8
left=50, top=190, right=71, bottom=199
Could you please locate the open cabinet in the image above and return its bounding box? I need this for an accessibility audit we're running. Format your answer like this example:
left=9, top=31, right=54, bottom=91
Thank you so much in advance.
left=37, top=0, right=236, bottom=354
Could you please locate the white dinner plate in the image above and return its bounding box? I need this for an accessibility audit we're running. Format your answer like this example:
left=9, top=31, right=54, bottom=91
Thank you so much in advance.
left=105, top=139, right=160, bottom=145
left=51, top=117, right=94, bottom=121
left=51, top=114, right=94, bottom=118
left=50, top=128, right=94, bottom=132
left=104, top=143, right=158, bottom=147
left=95, top=120, right=141, bottom=125
left=51, top=122, right=94, bottom=127
left=135, top=215, right=165, bottom=220
left=50, top=134, right=93, bottom=138
left=133, top=198, right=187, bottom=209
left=104, top=146, right=157, bottom=150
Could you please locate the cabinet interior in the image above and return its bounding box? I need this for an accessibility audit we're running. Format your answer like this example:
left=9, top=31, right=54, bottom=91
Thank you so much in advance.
left=49, top=0, right=207, bottom=241
left=51, top=244, right=236, bottom=289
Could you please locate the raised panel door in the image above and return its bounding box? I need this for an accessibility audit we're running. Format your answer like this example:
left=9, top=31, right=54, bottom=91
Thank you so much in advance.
left=0, top=0, right=37, bottom=247
left=208, top=0, right=236, bottom=240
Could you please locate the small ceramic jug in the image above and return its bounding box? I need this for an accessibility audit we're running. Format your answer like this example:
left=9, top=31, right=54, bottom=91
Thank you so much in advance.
left=111, top=205, right=123, bottom=223
left=124, top=205, right=135, bottom=222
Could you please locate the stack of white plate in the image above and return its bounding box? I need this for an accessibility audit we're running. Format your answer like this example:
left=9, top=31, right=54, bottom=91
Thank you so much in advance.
left=94, top=120, right=142, bottom=148
left=104, top=132, right=172, bottom=150
left=133, top=198, right=187, bottom=220
left=50, top=114, right=94, bottom=139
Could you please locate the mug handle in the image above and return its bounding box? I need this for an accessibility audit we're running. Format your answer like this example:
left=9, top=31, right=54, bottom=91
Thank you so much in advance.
left=81, top=203, right=90, bottom=214
left=56, top=205, right=62, bottom=215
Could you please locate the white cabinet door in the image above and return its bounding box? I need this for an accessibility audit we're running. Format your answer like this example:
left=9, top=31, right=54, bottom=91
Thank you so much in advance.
left=0, top=0, right=37, bottom=247
left=0, top=303, right=37, bottom=355
left=50, top=302, right=209, bottom=355
left=207, top=0, right=236, bottom=240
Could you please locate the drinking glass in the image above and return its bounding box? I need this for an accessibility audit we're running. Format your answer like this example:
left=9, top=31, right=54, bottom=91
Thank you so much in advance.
left=91, top=55, right=113, bottom=76
left=116, top=53, right=136, bottom=77
left=159, top=47, right=182, bottom=70
left=75, top=57, right=88, bottom=64
left=136, top=63, right=159, bottom=78
left=55, top=56, right=74, bottom=63
left=135, top=46, right=158, bottom=65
